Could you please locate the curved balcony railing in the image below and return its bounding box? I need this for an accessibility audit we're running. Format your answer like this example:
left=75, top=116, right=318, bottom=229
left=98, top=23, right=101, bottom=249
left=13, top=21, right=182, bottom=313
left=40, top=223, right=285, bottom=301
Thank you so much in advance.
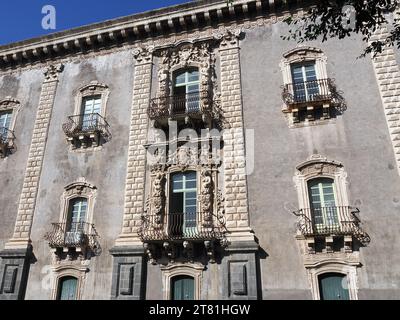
left=282, top=79, right=334, bottom=106
left=44, top=222, right=102, bottom=256
left=293, top=206, right=370, bottom=245
left=138, top=211, right=226, bottom=242
left=148, top=91, right=213, bottom=120
left=62, top=113, right=111, bottom=140
left=0, top=127, right=15, bottom=157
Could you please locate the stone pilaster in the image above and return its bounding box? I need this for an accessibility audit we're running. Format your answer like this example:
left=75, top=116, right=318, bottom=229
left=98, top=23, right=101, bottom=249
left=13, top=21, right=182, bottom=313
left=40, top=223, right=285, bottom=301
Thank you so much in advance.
left=110, top=47, right=152, bottom=300
left=114, top=47, right=153, bottom=247
left=0, top=64, right=63, bottom=300
left=4, top=64, right=63, bottom=249
left=371, top=26, right=400, bottom=176
left=218, top=29, right=254, bottom=242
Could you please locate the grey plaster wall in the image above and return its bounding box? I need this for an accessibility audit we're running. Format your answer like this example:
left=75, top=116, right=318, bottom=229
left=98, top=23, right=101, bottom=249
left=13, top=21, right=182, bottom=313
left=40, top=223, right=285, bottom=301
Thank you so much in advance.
left=0, top=70, right=42, bottom=250
left=23, top=50, right=134, bottom=300
left=240, top=23, right=400, bottom=299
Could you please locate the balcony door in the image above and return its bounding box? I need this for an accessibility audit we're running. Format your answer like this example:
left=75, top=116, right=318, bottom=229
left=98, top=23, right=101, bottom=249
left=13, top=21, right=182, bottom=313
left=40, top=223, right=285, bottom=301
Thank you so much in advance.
left=81, top=95, right=102, bottom=130
left=0, top=110, right=12, bottom=141
left=308, top=178, right=339, bottom=232
left=291, top=63, right=319, bottom=102
left=170, top=172, right=197, bottom=237
left=57, top=276, right=78, bottom=300
left=318, top=273, right=350, bottom=300
left=171, top=275, right=195, bottom=300
left=65, top=197, right=88, bottom=245
left=173, top=69, right=200, bottom=114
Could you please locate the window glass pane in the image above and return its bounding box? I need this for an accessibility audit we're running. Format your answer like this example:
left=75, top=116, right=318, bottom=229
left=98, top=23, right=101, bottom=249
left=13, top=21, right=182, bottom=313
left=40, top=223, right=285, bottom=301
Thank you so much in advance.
left=186, top=199, right=197, bottom=206
left=187, top=84, right=200, bottom=93
left=188, top=70, right=199, bottom=82
left=174, top=72, right=186, bottom=85
left=185, top=191, right=196, bottom=199
left=186, top=172, right=196, bottom=181
left=0, top=111, right=12, bottom=130
left=69, top=198, right=87, bottom=226
left=173, top=181, right=183, bottom=191
left=82, top=95, right=102, bottom=114
left=172, top=173, right=184, bottom=181
left=186, top=180, right=196, bottom=189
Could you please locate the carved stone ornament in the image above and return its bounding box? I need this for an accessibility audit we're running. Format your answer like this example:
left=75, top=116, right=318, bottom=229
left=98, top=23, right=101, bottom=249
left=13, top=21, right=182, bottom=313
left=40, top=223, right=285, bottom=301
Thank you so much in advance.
left=64, top=178, right=97, bottom=198
left=295, top=154, right=343, bottom=177
left=213, top=26, right=242, bottom=48
left=200, top=169, right=213, bottom=227
left=44, top=64, right=64, bottom=81
left=155, top=41, right=217, bottom=117
left=133, top=46, right=154, bottom=64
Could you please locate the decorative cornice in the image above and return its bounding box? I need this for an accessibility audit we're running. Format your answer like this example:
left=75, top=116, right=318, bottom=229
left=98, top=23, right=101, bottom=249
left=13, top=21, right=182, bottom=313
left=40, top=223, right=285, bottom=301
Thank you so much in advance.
left=0, top=0, right=307, bottom=70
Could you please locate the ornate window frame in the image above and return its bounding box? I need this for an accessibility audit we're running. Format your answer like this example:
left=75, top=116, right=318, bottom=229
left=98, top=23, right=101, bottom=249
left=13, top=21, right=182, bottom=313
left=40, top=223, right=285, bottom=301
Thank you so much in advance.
left=306, top=259, right=359, bottom=300
left=280, top=47, right=328, bottom=86
left=294, top=154, right=349, bottom=213
left=161, top=263, right=204, bottom=300
left=156, top=42, right=216, bottom=100
left=0, top=96, right=21, bottom=134
left=73, top=81, right=110, bottom=117
left=59, top=178, right=97, bottom=227
left=51, top=264, right=88, bottom=300
left=279, top=47, right=343, bottom=126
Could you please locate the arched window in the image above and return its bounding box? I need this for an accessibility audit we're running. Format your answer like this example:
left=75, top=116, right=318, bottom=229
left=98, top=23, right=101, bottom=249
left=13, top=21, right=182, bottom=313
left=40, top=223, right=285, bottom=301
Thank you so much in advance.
left=169, top=171, right=197, bottom=237
left=307, top=178, right=339, bottom=232
left=171, top=275, right=195, bottom=300
left=57, top=276, right=78, bottom=300
left=318, top=273, right=349, bottom=300
left=173, top=68, right=200, bottom=114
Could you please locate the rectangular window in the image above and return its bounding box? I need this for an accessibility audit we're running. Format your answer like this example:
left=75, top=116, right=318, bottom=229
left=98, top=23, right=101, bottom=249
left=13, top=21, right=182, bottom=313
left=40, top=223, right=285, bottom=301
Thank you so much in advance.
left=291, top=63, right=319, bottom=102
left=0, top=110, right=13, bottom=140
left=81, top=96, right=102, bottom=130
left=169, top=172, right=197, bottom=237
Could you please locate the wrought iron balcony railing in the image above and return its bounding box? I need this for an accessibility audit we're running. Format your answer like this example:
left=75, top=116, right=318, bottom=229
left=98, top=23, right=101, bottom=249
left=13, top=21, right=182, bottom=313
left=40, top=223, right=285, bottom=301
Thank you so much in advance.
left=293, top=206, right=370, bottom=245
left=148, top=91, right=213, bottom=120
left=282, top=79, right=334, bottom=106
left=139, top=212, right=226, bottom=242
left=62, top=113, right=111, bottom=139
left=0, top=127, right=15, bottom=157
left=44, top=222, right=102, bottom=256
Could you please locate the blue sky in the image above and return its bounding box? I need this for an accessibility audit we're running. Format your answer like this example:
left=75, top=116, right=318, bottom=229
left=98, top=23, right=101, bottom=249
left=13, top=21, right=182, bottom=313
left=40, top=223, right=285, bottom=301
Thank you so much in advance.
left=0, top=0, right=192, bottom=45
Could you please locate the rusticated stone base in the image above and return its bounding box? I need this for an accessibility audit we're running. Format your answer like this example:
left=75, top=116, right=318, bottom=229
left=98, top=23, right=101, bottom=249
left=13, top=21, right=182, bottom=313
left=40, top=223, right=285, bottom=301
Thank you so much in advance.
left=0, top=246, right=32, bottom=300
left=109, top=246, right=146, bottom=300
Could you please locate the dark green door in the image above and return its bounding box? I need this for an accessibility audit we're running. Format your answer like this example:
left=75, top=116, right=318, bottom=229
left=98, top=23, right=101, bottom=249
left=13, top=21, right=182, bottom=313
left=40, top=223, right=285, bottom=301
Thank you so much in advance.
left=172, top=276, right=194, bottom=300
left=319, top=273, right=350, bottom=300
left=57, top=276, right=78, bottom=300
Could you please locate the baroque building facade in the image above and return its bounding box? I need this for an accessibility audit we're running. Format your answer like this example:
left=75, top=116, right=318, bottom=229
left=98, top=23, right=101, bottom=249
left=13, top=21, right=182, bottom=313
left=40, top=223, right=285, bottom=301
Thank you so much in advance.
left=0, top=0, right=400, bottom=300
